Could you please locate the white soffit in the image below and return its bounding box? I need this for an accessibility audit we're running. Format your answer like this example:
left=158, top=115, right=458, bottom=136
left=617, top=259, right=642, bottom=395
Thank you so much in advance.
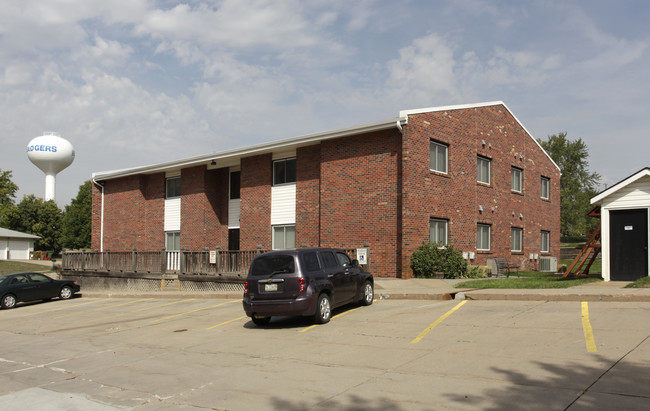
left=92, top=117, right=405, bottom=182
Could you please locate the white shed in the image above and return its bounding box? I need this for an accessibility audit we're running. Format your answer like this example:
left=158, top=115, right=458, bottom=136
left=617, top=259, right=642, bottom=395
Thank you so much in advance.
left=0, top=228, right=40, bottom=260
left=591, top=168, right=650, bottom=281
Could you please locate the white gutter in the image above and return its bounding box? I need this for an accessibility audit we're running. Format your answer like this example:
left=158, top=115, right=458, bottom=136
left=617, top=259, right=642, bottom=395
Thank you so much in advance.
left=91, top=178, right=105, bottom=252
left=93, top=117, right=407, bottom=182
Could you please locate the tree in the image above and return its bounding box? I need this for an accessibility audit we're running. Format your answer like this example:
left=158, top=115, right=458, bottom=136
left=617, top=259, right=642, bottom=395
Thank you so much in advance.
left=0, top=169, right=19, bottom=226
left=4, top=195, right=63, bottom=252
left=538, top=132, right=601, bottom=238
left=61, top=181, right=92, bottom=249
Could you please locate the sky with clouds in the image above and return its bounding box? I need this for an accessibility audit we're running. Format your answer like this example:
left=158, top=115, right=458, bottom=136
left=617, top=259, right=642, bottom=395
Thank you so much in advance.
left=2, top=0, right=649, bottom=207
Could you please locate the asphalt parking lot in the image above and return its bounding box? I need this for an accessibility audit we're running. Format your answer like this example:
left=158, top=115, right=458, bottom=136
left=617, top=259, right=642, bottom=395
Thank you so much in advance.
left=1, top=296, right=649, bottom=410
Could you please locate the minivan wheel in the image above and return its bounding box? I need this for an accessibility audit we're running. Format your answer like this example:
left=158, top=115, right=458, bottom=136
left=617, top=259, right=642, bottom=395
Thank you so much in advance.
left=252, top=316, right=271, bottom=326
left=360, top=281, right=374, bottom=306
left=314, top=293, right=331, bottom=324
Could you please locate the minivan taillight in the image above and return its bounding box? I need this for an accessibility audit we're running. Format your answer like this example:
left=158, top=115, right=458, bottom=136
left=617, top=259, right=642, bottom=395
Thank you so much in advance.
left=298, top=277, right=306, bottom=293
left=244, top=280, right=249, bottom=294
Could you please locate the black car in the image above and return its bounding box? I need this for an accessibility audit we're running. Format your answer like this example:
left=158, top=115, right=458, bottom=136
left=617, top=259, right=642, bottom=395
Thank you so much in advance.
left=242, top=248, right=374, bottom=326
left=0, top=272, right=80, bottom=309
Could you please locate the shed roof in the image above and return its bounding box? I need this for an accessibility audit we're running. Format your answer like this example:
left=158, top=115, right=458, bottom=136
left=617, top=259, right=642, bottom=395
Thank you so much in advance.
left=591, top=167, right=650, bottom=205
left=0, top=228, right=41, bottom=239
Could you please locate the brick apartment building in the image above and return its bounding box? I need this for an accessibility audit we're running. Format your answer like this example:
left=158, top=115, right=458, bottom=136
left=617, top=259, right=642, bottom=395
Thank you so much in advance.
left=91, top=101, right=561, bottom=278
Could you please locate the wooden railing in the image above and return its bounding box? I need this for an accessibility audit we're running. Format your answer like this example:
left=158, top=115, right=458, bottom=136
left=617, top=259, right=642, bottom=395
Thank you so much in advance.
left=62, top=248, right=267, bottom=276
left=62, top=247, right=364, bottom=276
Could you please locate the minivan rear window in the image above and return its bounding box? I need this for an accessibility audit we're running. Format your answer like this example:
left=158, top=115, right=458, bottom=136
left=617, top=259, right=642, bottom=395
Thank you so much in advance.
left=250, top=255, right=295, bottom=276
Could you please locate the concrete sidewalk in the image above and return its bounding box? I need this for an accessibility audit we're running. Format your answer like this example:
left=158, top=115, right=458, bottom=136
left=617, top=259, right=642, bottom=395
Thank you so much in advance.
left=76, top=277, right=650, bottom=302
left=374, top=277, right=650, bottom=302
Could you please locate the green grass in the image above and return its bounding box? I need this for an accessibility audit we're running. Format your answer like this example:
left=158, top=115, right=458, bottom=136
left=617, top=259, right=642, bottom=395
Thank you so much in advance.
left=455, top=270, right=603, bottom=289
left=625, top=277, right=650, bottom=288
left=0, top=261, right=53, bottom=275
left=559, top=258, right=602, bottom=274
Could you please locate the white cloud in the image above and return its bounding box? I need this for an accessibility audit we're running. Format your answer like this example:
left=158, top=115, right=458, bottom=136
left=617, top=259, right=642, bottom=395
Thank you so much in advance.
left=386, top=34, right=460, bottom=103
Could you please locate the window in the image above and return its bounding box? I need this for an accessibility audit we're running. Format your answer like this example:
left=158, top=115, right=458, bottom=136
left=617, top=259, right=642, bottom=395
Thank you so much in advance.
left=250, top=255, right=295, bottom=276
left=272, top=225, right=295, bottom=249
left=228, top=228, right=240, bottom=251
left=511, top=227, right=523, bottom=252
left=477, top=224, right=491, bottom=251
left=541, top=231, right=550, bottom=253
left=511, top=167, right=523, bottom=192
left=28, top=273, right=51, bottom=283
left=336, top=252, right=353, bottom=267
left=429, top=141, right=448, bottom=173
left=303, top=252, right=321, bottom=272
left=166, top=177, right=181, bottom=198
left=273, top=158, right=296, bottom=185
left=541, top=177, right=550, bottom=200
left=230, top=171, right=240, bottom=199
left=165, top=231, right=180, bottom=251
left=429, top=218, right=448, bottom=246
left=477, top=156, right=491, bottom=184
left=320, top=251, right=339, bottom=268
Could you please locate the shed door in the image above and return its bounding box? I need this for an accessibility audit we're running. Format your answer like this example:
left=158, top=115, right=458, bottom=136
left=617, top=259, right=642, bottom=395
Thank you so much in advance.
left=610, top=209, right=649, bottom=281
left=8, top=239, right=30, bottom=260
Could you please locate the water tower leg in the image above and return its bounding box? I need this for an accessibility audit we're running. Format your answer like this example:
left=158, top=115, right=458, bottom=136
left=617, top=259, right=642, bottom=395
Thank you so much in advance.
left=45, top=173, right=56, bottom=201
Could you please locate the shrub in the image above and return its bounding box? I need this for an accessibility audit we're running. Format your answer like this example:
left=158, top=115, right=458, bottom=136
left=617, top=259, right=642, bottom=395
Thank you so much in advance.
left=411, top=243, right=468, bottom=279
left=466, top=265, right=489, bottom=279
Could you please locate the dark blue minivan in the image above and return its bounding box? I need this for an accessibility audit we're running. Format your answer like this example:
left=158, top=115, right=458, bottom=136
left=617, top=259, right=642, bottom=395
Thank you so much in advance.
left=242, top=248, right=373, bottom=326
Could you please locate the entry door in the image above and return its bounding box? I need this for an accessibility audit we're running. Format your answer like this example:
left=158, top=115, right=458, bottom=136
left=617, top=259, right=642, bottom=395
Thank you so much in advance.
left=610, top=209, right=649, bottom=281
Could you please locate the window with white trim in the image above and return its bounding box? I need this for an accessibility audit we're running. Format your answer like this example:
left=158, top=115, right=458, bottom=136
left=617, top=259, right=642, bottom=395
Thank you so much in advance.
left=512, top=167, right=523, bottom=192
left=272, top=225, right=295, bottom=250
left=429, top=141, right=448, bottom=174
left=165, top=231, right=180, bottom=251
left=477, top=156, right=491, bottom=184
left=511, top=227, right=523, bottom=252
left=541, top=176, right=550, bottom=199
left=273, top=158, right=296, bottom=185
left=477, top=224, right=491, bottom=251
left=429, top=218, right=448, bottom=246
left=230, top=171, right=240, bottom=200
left=166, top=177, right=181, bottom=198
left=541, top=230, right=550, bottom=253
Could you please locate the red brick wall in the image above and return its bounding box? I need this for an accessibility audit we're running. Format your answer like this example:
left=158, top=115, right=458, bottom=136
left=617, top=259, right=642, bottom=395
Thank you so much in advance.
left=180, top=166, right=228, bottom=249
left=141, top=174, right=165, bottom=250
left=240, top=154, right=272, bottom=249
left=319, top=129, right=402, bottom=277
left=91, top=104, right=560, bottom=279
left=92, top=173, right=164, bottom=251
left=296, top=145, right=320, bottom=247
left=400, top=104, right=561, bottom=277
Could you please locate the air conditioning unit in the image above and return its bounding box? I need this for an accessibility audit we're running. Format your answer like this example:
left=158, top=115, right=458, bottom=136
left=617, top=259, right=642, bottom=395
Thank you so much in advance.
left=539, top=257, right=557, bottom=272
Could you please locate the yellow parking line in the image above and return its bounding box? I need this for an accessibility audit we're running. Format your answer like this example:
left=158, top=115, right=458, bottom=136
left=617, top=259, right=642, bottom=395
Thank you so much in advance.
left=93, top=299, right=194, bottom=321
left=581, top=302, right=598, bottom=352
left=53, top=298, right=152, bottom=319
left=410, top=300, right=467, bottom=344
left=299, top=306, right=362, bottom=333
left=151, top=300, right=239, bottom=323
left=206, top=315, right=247, bottom=330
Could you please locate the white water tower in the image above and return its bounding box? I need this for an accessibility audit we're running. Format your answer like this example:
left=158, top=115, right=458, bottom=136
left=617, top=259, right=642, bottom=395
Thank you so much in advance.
left=27, top=132, right=75, bottom=202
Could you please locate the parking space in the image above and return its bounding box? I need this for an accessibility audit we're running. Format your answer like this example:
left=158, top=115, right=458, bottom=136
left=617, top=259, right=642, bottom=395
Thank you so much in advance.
left=1, top=296, right=649, bottom=410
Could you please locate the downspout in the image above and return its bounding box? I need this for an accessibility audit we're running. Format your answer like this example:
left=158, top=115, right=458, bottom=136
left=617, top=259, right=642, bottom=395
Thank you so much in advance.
left=92, top=177, right=105, bottom=252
